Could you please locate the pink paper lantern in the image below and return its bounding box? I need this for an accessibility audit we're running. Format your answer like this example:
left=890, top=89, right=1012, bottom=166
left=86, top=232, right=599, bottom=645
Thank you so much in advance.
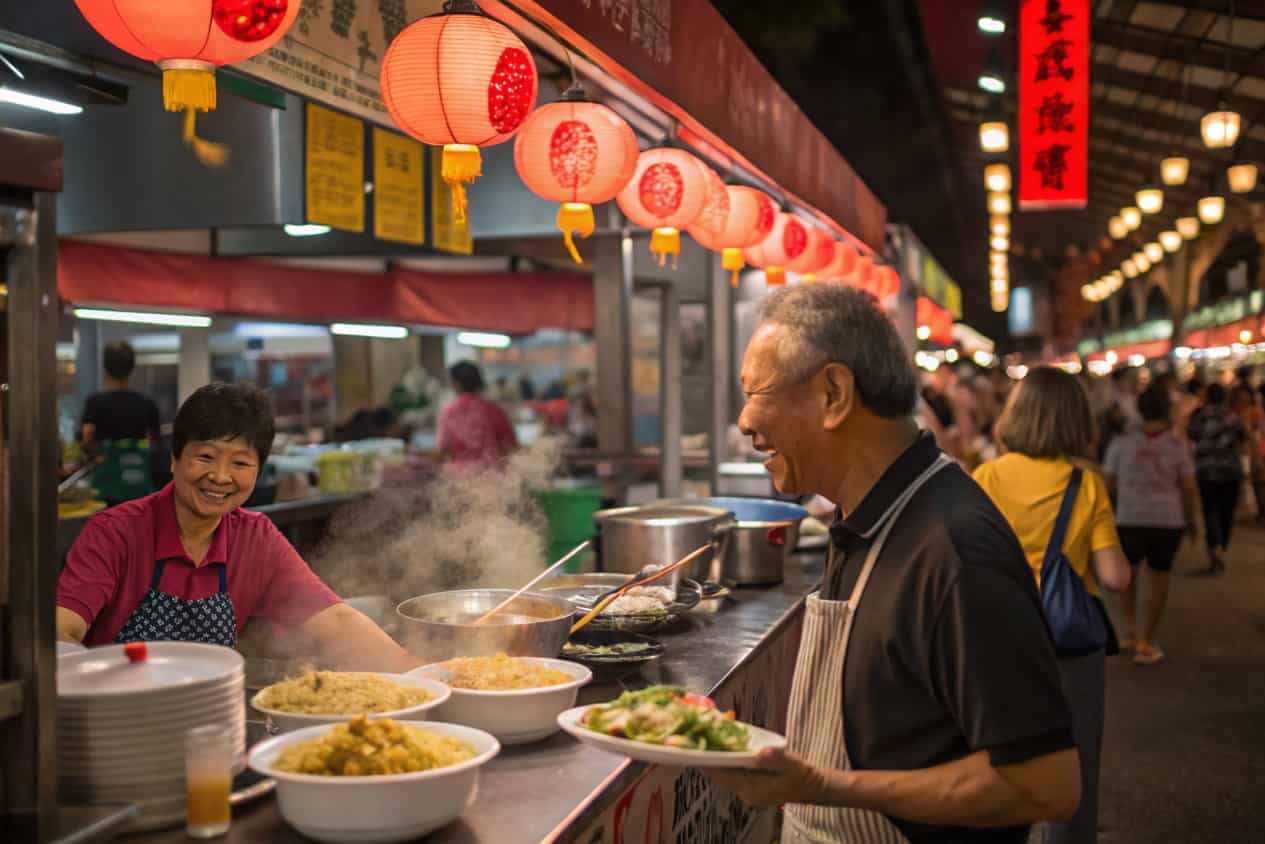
left=616, top=147, right=709, bottom=267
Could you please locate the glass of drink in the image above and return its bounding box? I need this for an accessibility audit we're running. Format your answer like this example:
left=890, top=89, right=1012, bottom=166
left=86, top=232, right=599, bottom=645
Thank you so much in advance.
left=185, top=724, right=234, bottom=838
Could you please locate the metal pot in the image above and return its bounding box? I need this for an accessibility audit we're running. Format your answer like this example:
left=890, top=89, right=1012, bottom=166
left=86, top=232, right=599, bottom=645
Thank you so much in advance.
left=394, top=589, right=574, bottom=662
left=592, top=504, right=734, bottom=591
left=657, top=497, right=807, bottom=586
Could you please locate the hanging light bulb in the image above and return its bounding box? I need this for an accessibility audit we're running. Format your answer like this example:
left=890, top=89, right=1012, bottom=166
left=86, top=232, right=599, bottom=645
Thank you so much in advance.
left=984, top=163, right=1011, bottom=192
left=1201, top=109, right=1242, bottom=149
left=1110, top=270, right=1124, bottom=285
left=1198, top=195, right=1226, bottom=224
left=979, top=121, right=1009, bottom=153
left=1228, top=162, right=1258, bottom=193
left=1121, top=206, right=1142, bottom=230
left=990, top=214, right=1010, bottom=237
left=1107, top=216, right=1127, bottom=240
left=1081, top=284, right=1095, bottom=301
left=1159, top=230, right=1182, bottom=252
left=1144, top=242, right=1164, bottom=263
left=988, top=191, right=1011, bottom=214
left=1136, top=187, right=1164, bottom=214
left=991, top=235, right=1009, bottom=252
left=1122, top=259, right=1139, bottom=278
left=1161, top=156, right=1190, bottom=186
left=1177, top=216, right=1200, bottom=239
left=1132, top=251, right=1151, bottom=273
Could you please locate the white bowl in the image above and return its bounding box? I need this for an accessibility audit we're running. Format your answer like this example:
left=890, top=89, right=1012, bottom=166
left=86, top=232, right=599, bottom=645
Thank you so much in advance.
left=251, top=673, right=452, bottom=734
left=248, top=721, right=500, bottom=844
left=408, top=657, right=592, bottom=745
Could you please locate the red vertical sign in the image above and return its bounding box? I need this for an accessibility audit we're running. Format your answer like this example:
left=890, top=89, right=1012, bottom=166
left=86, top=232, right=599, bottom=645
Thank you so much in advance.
left=1019, top=0, right=1089, bottom=209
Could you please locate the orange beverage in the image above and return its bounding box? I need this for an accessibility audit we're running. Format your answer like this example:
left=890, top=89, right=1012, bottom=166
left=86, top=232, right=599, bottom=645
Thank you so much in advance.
left=185, top=725, right=233, bottom=838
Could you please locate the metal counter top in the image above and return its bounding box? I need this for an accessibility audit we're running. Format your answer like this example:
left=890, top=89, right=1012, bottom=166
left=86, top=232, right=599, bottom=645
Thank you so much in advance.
left=127, top=553, right=824, bottom=844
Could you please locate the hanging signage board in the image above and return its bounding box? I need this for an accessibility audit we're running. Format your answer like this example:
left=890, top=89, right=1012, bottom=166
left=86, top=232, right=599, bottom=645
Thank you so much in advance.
left=1018, top=0, right=1089, bottom=210
left=305, top=102, right=366, bottom=233
left=944, top=280, right=962, bottom=319
left=242, top=1, right=443, bottom=125
left=430, top=147, right=473, bottom=255
left=373, top=128, right=425, bottom=245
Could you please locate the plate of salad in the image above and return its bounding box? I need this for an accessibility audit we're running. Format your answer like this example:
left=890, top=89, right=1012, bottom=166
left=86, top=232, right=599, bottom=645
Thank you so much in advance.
left=556, top=686, right=786, bottom=768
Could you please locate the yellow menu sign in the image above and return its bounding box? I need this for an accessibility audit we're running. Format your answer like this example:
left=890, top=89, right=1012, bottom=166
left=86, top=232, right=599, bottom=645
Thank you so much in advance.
left=373, top=129, right=424, bottom=245
left=305, top=102, right=364, bottom=233
left=430, top=146, right=472, bottom=255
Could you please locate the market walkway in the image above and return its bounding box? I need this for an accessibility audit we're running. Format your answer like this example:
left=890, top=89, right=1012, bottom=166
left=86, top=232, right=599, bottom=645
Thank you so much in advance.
left=1096, top=518, right=1265, bottom=842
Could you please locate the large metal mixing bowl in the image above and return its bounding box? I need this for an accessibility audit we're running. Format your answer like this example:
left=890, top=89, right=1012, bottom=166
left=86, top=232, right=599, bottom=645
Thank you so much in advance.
left=395, top=589, right=573, bottom=663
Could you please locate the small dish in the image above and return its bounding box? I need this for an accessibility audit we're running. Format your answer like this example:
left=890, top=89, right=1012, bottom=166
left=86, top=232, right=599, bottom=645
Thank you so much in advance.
left=560, top=631, right=664, bottom=679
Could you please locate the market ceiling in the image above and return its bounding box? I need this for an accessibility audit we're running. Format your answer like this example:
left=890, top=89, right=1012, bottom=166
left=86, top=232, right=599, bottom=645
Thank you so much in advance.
left=914, top=0, right=1265, bottom=321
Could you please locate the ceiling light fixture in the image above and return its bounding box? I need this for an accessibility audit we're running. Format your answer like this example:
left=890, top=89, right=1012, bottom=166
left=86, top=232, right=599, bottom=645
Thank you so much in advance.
left=1202, top=108, right=1241, bottom=149
left=1161, top=156, right=1190, bottom=187
left=990, top=215, right=1010, bottom=237
left=1122, top=259, right=1138, bottom=278
left=1228, top=162, right=1258, bottom=193
left=0, top=86, right=84, bottom=115
left=457, top=331, right=513, bottom=349
left=978, top=16, right=1006, bottom=34
left=984, top=163, right=1011, bottom=192
left=991, top=235, right=1009, bottom=252
left=1144, top=242, right=1164, bottom=263
left=1159, top=230, right=1182, bottom=252
left=1121, top=206, right=1142, bottom=230
left=1198, top=195, right=1226, bottom=224
left=1132, top=251, right=1151, bottom=273
left=1108, top=216, right=1127, bottom=239
left=1136, top=187, right=1163, bottom=214
left=1176, top=216, right=1200, bottom=239
left=283, top=223, right=332, bottom=237
left=330, top=322, right=410, bottom=339
left=978, top=74, right=1005, bottom=94
left=988, top=191, right=1011, bottom=214
left=979, top=122, right=1009, bottom=153
left=72, top=308, right=212, bottom=328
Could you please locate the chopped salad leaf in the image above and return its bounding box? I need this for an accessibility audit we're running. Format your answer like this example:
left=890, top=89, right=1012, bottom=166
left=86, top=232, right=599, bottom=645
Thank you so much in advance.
left=580, top=685, right=749, bottom=752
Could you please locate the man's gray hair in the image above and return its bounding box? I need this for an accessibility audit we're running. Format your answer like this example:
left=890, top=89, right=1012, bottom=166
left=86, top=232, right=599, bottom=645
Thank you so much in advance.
left=758, top=284, right=918, bottom=418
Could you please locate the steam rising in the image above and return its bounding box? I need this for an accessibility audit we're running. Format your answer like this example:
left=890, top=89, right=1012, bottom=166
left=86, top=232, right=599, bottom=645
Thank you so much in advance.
left=315, top=438, right=563, bottom=605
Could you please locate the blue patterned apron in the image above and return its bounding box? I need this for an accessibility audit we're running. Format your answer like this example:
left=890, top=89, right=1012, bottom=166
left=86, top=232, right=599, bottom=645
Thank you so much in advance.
left=114, top=559, right=237, bottom=647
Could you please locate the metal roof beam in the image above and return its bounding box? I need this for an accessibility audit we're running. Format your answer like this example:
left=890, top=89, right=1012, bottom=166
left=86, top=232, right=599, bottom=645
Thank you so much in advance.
left=1093, top=19, right=1263, bottom=80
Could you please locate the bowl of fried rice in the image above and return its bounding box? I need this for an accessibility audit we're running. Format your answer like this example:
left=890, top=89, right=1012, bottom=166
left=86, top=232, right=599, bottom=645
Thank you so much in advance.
left=251, top=671, right=451, bottom=733
left=409, top=654, right=591, bottom=745
left=248, top=716, right=499, bottom=843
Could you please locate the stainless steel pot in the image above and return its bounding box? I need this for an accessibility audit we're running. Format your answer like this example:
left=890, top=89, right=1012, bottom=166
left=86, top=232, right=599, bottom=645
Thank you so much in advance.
left=657, top=497, right=807, bottom=586
left=394, top=589, right=573, bottom=662
left=592, top=504, right=734, bottom=590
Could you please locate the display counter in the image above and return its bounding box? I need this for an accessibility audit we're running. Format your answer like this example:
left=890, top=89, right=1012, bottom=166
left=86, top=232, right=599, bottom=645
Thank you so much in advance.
left=129, top=552, right=823, bottom=844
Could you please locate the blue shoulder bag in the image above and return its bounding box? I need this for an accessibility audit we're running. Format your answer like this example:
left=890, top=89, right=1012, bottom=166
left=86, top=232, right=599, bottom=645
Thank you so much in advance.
left=1040, top=468, right=1108, bottom=657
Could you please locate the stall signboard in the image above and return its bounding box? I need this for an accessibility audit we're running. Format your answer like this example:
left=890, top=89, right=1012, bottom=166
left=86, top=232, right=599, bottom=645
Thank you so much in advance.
left=306, top=102, right=366, bottom=233
left=373, top=128, right=425, bottom=245
left=1077, top=319, right=1173, bottom=357
left=894, top=224, right=961, bottom=317
left=430, top=146, right=474, bottom=255
left=241, top=0, right=438, bottom=125
left=1182, top=291, right=1263, bottom=333
left=1018, top=0, right=1089, bottom=209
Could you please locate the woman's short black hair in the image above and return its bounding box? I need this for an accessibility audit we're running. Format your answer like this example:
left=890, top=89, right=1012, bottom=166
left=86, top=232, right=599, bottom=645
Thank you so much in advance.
left=1137, top=384, right=1171, bottom=422
left=449, top=361, right=485, bottom=394
left=173, top=382, right=275, bottom=464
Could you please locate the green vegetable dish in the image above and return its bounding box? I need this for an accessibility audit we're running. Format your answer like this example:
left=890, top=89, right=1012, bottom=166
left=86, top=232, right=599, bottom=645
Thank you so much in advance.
left=580, top=686, right=750, bottom=751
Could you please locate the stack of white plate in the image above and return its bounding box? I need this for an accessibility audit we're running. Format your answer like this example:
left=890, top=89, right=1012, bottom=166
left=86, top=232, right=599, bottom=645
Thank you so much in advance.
left=58, top=642, right=246, bottom=831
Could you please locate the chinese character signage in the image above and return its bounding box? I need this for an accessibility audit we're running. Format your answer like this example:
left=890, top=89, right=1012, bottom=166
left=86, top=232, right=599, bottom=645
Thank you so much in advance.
left=373, top=128, right=425, bottom=245
left=1019, top=0, right=1089, bottom=209
left=306, top=102, right=366, bottom=232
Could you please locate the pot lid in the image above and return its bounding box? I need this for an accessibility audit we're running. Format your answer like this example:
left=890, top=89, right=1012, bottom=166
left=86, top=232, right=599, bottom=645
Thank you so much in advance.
left=596, top=504, right=733, bottom=526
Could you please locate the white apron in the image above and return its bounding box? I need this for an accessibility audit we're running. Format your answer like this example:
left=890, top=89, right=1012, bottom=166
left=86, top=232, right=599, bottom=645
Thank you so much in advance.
left=781, top=456, right=952, bottom=844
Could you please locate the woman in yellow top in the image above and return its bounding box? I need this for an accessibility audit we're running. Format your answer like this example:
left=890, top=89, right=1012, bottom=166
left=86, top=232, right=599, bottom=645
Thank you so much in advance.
left=973, top=366, right=1130, bottom=844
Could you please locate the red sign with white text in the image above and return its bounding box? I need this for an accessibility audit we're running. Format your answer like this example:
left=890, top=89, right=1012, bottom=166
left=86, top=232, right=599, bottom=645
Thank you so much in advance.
left=1019, top=0, right=1089, bottom=209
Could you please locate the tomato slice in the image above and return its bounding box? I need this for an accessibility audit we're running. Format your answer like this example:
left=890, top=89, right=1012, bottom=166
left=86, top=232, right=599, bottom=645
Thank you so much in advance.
left=679, top=694, right=715, bottom=708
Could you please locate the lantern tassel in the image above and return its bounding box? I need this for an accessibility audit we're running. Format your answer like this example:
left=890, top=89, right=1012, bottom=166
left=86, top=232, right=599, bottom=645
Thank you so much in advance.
left=722, top=247, right=745, bottom=288
left=766, top=267, right=786, bottom=286
left=557, top=203, right=595, bottom=264
left=650, top=227, right=681, bottom=269
left=181, top=109, right=230, bottom=168
left=442, top=144, right=482, bottom=224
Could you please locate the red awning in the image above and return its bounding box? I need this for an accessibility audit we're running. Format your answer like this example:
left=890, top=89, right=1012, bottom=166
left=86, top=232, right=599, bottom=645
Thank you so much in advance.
left=56, top=240, right=594, bottom=334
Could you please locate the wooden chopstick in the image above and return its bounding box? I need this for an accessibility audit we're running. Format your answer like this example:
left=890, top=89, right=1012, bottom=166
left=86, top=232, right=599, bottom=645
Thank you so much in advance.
left=472, top=540, right=591, bottom=626
left=569, top=543, right=712, bottom=635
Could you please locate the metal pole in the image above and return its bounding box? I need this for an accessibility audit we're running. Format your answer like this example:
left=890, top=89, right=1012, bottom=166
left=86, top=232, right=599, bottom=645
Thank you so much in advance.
left=706, top=252, right=733, bottom=496
left=659, top=282, right=682, bottom=499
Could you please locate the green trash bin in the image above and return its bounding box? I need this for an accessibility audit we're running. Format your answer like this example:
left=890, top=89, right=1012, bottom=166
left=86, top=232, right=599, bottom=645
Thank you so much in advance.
left=535, top=483, right=601, bottom=573
left=93, top=439, right=154, bottom=507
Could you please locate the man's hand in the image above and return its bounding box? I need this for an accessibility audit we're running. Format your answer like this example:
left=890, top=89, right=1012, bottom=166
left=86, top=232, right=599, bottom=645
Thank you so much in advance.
left=705, top=746, right=831, bottom=809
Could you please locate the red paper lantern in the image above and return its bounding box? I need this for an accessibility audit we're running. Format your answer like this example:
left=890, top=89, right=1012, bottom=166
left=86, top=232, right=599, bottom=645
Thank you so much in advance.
left=688, top=185, right=776, bottom=287
left=852, top=255, right=875, bottom=292
left=819, top=241, right=859, bottom=282
left=745, top=212, right=808, bottom=286
left=381, top=1, right=539, bottom=223
left=73, top=0, right=298, bottom=165
left=514, top=86, right=638, bottom=263
left=617, top=147, right=709, bottom=267
left=788, top=227, right=836, bottom=280
left=874, top=265, right=901, bottom=300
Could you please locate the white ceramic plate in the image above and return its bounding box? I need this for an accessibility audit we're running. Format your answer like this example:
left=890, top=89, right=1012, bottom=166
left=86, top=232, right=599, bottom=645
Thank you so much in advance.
left=58, top=642, right=242, bottom=698
left=556, top=705, right=786, bottom=769
left=251, top=673, right=452, bottom=733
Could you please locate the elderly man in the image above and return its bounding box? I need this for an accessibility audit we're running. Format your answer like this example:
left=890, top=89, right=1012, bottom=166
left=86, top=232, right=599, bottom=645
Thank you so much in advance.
left=708, top=286, right=1080, bottom=844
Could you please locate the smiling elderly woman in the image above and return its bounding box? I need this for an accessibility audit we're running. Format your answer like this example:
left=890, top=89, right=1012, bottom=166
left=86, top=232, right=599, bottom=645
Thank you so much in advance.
left=56, top=382, right=417, bottom=672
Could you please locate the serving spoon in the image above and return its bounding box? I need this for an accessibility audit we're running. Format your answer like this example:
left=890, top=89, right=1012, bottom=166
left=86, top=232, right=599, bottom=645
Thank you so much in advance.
left=569, top=543, right=713, bottom=635
left=471, top=540, right=591, bottom=626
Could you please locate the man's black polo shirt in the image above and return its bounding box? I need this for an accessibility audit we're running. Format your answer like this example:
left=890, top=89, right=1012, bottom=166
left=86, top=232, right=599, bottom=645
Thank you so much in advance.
left=822, top=432, right=1074, bottom=844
